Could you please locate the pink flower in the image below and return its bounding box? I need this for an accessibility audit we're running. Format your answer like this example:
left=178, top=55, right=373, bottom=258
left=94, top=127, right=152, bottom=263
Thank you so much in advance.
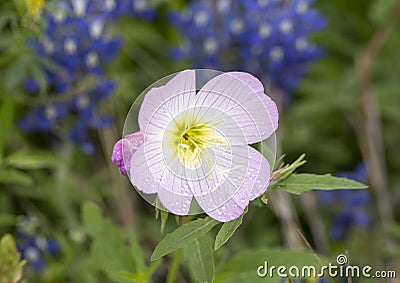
left=113, top=70, right=278, bottom=222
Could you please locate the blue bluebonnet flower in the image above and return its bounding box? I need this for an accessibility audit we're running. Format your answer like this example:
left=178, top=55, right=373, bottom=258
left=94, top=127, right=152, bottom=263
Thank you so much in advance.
left=106, top=0, right=156, bottom=19
left=318, top=163, right=371, bottom=240
left=15, top=216, right=59, bottom=271
left=169, top=0, right=326, bottom=93
left=18, top=0, right=154, bottom=153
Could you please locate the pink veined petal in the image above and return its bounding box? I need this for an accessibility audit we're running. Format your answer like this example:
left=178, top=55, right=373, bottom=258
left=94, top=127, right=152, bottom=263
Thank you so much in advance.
left=194, top=72, right=279, bottom=145
left=157, top=185, right=193, bottom=216
left=247, top=146, right=271, bottom=200
left=129, top=144, right=159, bottom=194
left=138, top=70, right=196, bottom=139
left=202, top=146, right=270, bottom=222
left=206, top=186, right=250, bottom=222
left=229, top=72, right=279, bottom=134
left=192, top=145, right=264, bottom=222
left=152, top=154, right=194, bottom=215
left=130, top=142, right=193, bottom=215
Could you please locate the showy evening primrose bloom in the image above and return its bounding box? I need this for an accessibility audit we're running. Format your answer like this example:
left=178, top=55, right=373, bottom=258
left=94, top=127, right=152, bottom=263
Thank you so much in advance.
left=112, top=70, right=278, bottom=222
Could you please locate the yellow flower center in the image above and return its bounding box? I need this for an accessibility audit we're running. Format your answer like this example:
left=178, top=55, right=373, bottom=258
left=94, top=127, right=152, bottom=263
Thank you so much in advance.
left=176, top=123, right=227, bottom=167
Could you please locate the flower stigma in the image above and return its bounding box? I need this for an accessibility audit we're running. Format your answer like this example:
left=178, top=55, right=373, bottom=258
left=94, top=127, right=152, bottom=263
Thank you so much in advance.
left=175, top=122, right=227, bottom=168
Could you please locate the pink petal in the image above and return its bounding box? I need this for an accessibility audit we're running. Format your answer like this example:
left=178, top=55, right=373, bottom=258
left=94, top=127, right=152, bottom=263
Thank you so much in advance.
left=129, top=142, right=193, bottom=215
left=138, top=70, right=196, bottom=139
left=111, top=132, right=144, bottom=175
left=205, top=185, right=250, bottom=222
left=129, top=144, right=159, bottom=194
left=247, top=146, right=271, bottom=200
left=195, top=72, right=279, bottom=145
left=195, top=146, right=271, bottom=222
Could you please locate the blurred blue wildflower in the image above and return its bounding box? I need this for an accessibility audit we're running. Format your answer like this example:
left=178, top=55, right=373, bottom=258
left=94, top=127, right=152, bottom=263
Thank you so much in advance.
left=15, top=216, right=59, bottom=271
left=318, top=163, right=371, bottom=240
left=18, top=0, right=154, bottom=154
left=169, top=0, right=326, bottom=93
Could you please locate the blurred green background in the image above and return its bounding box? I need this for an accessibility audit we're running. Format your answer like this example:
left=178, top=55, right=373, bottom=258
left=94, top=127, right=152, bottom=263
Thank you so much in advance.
left=0, top=0, right=399, bottom=282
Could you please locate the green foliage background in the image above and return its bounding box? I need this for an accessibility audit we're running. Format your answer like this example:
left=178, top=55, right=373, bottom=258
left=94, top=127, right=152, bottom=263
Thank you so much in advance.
left=0, top=0, right=399, bottom=282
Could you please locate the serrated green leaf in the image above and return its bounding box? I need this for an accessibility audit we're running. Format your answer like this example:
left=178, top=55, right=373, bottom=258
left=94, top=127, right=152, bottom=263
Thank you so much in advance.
left=0, top=168, right=33, bottom=186
left=214, top=207, right=248, bottom=251
left=182, top=234, right=214, bottom=283
left=271, top=173, right=367, bottom=195
left=151, top=217, right=219, bottom=261
left=5, top=150, right=60, bottom=169
left=215, top=248, right=326, bottom=283
left=82, top=201, right=103, bottom=237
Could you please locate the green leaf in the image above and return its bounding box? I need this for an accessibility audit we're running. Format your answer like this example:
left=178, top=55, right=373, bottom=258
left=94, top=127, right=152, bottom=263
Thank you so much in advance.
left=271, top=154, right=307, bottom=183
left=82, top=201, right=103, bottom=237
left=0, top=168, right=33, bottom=186
left=182, top=234, right=214, bottom=283
left=91, top=222, right=135, bottom=280
left=116, top=271, right=138, bottom=282
left=3, top=57, right=28, bottom=90
left=270, top=173, right=368, bottom=195
left=215, top=248, right=326, bottom=283
left=160, top=210, right=169, bottom=234
left=129, top=230, right=145, bottom=272
left=214, top=207, right=248, bottom=251
left=0, top=234, right=26, bottom=283
left=144, top=260, right=162, bottom=281
left=0, top=95, right=15, bottom=160
left=5, top=150, right=61, bottom=169
left=151, top=217, right=219, bottom=261
left=0, top=214, right=17, bottom=227
left=82, top=203, right=135, bottom=280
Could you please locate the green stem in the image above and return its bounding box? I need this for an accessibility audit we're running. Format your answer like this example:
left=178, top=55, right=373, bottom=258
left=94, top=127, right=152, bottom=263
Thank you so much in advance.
left=54, top=142, right=76, bottom=227
left=166, top=249, right=182, bottom=283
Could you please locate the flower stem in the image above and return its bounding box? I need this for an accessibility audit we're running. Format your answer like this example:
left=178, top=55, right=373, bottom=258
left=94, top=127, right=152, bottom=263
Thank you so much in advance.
left=54, top=142, right=77, bottom=227
left=166, top=249, right=182, bottom=283
left=98, top=120, right=138, bottom=227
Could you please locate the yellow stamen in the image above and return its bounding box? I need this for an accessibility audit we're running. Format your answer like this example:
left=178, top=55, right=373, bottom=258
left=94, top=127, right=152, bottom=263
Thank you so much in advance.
left=176, top=123, right=227, bottom=167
